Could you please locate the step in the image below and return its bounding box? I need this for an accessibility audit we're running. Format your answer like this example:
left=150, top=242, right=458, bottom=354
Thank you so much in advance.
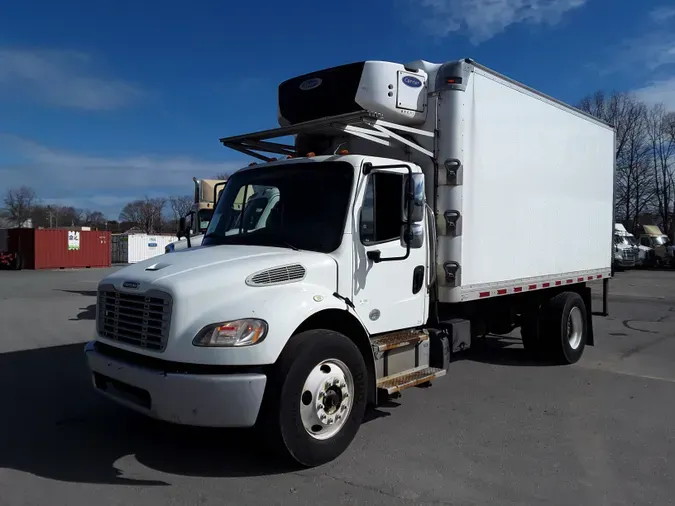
left=376, top=366, right=447, bottom=395
left=370, top=330, right=428, bottom=354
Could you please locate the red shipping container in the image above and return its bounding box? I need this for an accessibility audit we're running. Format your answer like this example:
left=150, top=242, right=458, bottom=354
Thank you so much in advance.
left=6, top=229, right=111, bottom=269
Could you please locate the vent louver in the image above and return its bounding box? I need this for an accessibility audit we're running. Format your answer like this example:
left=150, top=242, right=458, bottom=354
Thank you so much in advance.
left=246, top=264, right=306, bottom=286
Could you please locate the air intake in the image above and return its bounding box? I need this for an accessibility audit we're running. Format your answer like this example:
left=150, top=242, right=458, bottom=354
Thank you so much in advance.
left=246, top=264, right=306, bottom=286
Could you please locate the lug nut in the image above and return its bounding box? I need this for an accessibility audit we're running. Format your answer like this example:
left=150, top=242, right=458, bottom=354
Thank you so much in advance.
left=333, top=378, right=339, bottom=385
left=317, top=403, right=324, bottom=410
left=324, top=381, right=331, bottom=389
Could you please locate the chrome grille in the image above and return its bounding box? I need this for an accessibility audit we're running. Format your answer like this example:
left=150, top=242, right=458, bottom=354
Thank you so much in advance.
left=621, top=249, right=636, bottom=262
left=97, top=284, right=172, bottom=351
left=246, top=264, right=306, bottom=286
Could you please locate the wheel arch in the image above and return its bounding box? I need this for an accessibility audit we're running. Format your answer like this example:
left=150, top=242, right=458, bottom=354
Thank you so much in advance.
left=291, top=309, right=376, bottom=405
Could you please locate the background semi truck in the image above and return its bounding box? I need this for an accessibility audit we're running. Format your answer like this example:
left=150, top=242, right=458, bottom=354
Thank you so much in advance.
left=637, top=224, right=674, bottom=267
left=165, top=177, right=227, bottom=253
left=85, top=57, right=614, bottom=467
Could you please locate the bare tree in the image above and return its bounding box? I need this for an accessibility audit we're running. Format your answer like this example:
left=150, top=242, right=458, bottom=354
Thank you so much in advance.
left=214, top=172, right=230, bottom=180
left=119, top=197, right=166, bottom=233
left=645, top=104, right=675, bottom=235
left=168, top=195, right=193, bottom=221
left=3, top=186, right=37, bottom=227
left=84, top=210, right=108, bottom=229
left=578, top=91, right=652, bottom=228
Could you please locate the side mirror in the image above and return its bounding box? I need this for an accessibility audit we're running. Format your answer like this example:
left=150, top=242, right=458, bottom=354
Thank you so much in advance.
left=402, top=173, right=425, bottom=223
left=400, top=222, right=424, bottom=249
left=177, top=216, right=187, bottom=239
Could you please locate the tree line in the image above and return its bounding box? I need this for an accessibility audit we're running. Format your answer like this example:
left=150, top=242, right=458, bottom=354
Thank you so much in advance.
left=577, top=92, right=675, bottom=235
left=2, top=92, right=675, bottom=236
left=0, top=172, right=230, bottom=234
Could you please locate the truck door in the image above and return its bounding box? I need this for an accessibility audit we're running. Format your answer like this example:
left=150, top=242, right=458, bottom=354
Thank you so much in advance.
left=352, top=163, right=429, bottom=334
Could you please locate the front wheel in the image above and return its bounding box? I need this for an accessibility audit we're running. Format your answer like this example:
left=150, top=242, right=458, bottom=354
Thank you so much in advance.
left=259, top=329, right=368, bottom=467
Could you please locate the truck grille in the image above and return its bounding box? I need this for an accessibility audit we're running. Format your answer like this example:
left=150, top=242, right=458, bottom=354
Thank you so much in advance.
left=97, top=284, right=172, bottom=352
left=621, top=249, right=636, bottom=262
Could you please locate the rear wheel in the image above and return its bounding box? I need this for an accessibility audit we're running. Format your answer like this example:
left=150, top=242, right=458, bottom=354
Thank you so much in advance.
left=259, top=329, right=367, bottom=467
left=543, top=292, right=587, bottom=364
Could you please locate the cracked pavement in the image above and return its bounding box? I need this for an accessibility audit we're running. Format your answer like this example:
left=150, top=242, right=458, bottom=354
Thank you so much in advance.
left=1, top=268, right=674, bottom=505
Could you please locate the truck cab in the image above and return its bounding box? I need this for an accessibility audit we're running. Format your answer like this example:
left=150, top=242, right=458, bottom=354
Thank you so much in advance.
left=165, top=178, right=227, bottom=253
left=638, top=225, right=674, bottom=267
left=613, top=224, right=638, bottom=269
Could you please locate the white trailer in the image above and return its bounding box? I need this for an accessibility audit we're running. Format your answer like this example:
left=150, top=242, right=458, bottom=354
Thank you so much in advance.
left=85, top=58, right=614, bottom=467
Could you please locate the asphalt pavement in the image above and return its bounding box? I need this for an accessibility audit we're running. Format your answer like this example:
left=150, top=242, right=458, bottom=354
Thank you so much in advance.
left=1, top=267, right=674, bottom=505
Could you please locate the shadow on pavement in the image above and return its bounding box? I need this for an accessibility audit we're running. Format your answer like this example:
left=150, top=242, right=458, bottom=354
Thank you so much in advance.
left=56, top=290, right=97, bottom=320
left=0, top=342, right=300, bottom=486
left=463, top=334, right=559, bottom=367
left=57, top=290, right=98, bottom=297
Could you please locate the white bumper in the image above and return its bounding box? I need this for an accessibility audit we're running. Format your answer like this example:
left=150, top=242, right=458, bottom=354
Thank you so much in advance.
left=85, top=341, right=267, bottom=427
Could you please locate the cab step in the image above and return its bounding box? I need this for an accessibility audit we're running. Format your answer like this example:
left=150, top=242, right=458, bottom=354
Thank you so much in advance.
left=370, top=329, right=428, bottom=354
left=376, top=367, right=447, bottom=395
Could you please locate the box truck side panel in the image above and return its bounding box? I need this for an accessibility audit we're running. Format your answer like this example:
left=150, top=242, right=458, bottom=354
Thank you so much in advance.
left=459, top=69, right=614, bottom=288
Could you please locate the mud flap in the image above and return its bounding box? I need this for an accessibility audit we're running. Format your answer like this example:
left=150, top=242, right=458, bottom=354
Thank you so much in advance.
left=581, top=286, right=595, bottom=346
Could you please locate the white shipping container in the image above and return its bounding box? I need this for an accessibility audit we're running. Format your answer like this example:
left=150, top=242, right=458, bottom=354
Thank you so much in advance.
left=111, top=234, right=176, bottom=264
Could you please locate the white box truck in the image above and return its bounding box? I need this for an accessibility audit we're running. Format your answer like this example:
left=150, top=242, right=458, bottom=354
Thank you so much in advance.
left=85, top=58, right=615, bottom=467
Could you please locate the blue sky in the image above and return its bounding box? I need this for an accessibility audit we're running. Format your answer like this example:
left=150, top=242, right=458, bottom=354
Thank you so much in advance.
left=1, top=0, right=674, bottom=218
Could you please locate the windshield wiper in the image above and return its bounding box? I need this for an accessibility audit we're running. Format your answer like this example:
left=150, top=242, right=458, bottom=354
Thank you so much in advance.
left=278, top=240, right=299, bottom=251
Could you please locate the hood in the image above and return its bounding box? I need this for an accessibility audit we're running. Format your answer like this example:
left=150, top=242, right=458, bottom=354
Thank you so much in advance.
left=102, top=244, right=336, bottom=292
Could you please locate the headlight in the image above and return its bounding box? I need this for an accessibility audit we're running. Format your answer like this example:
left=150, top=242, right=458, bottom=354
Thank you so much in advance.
left=192, top=318, right=268, bottom=347
left=165, top=243, right=175, bottom=254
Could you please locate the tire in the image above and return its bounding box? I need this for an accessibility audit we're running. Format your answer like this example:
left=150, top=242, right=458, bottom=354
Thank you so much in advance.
left=258, top=329, right=368, bottom=467
left=542, top=291, right=587, bottom=364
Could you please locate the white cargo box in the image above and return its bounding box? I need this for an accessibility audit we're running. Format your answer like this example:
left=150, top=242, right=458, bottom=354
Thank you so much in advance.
left=112, top=233, right=176, bottom=264
left=433, top=62, right=614, bottom=302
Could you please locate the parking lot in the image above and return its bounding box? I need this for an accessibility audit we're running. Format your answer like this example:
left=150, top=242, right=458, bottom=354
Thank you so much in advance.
left=1, top=268, right=674, bottom=506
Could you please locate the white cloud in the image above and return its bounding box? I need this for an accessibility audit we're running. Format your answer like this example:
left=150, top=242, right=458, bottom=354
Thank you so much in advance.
left=649, top=5, right=675, bottom=22
left=0, top=135, right=244, bottom=217
left=633, top=77, right=675, bottom=110
left=0, top=48, right=143, bottom=110
left=412, top=0, right=587, bottom=43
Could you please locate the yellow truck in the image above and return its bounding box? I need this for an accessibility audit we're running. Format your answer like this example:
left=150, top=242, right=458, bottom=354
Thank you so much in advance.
left=165, top=178, right=228, bottom=253
left=166, top=178, right=272, bottom=252
left=637, top=225, right=674, bottom=267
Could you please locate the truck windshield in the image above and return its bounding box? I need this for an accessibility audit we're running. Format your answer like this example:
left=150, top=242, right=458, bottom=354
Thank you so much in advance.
left=202, top=161, right=354, bottom=253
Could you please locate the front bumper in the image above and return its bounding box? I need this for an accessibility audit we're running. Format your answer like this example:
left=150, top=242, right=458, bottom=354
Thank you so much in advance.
left=84, top=341, right=267, bottom=427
